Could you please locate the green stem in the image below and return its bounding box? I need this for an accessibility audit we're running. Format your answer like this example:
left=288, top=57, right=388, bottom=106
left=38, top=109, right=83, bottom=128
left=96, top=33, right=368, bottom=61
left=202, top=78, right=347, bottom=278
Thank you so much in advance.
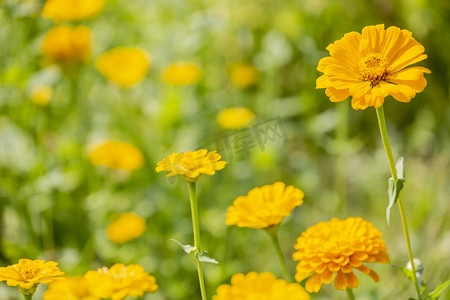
left=336, top=101, right=349, bottom=215
left=375, top=106, right=422, bottom=300
left=346, top=288, right=355, bottom=300
left=188, top=182, right=207, bottom=300
left=23, top=295, right=32, bottom=300
left=265, top=226, right=292, bottom=282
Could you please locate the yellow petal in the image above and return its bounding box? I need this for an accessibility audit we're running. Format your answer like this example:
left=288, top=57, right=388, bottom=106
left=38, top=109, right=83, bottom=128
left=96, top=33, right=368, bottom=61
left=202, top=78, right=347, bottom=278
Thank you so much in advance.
left=334, top=271, right=347, bottom=290
left=346, top=272, right=359, bottom=289
left=325, top=87, right=350, bottom=102
left=305, top=274, right=322, bottom=293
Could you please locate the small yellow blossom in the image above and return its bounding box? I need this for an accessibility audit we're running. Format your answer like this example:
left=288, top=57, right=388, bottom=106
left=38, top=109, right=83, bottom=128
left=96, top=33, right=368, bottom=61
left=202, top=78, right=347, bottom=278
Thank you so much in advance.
left=96, top=47, right=151, bottom=88
left=226, top=182, right=304, bottom=229
left=213, top=272, right=310, bottom=300
left=217, top=107, right=255, bottom=129
left=84, top=264, right=158, bottom=300
left=0, top=259, right=64, bottom=293
left=31, top=85, right=53, bottom=106
left=41, top=25, right=91, bottom=70
left=156, top=149, right=226, bottom=183
left=44, top=276, right=100, bottom=300
left=293, top=217, right=390, bottom=293
left=106, top=212, right=146, bottom=244
left=42, top=0, right=104, bottom=23
left=161, top=62, right=202, bottom=86
left=229, top=63, right=260, bottom=88
left=89, top=140, right=144, bottom=171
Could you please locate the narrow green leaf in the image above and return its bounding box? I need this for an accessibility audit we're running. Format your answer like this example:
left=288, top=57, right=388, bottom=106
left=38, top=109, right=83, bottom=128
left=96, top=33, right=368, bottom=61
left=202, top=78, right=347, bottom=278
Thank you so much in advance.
left=386, top=157, right=406, bottom=225
left=426, top=280, right=450, bottom=300
left=170, top=239, right=195, bottom=254
left=196, top=251, right=219, bottom=264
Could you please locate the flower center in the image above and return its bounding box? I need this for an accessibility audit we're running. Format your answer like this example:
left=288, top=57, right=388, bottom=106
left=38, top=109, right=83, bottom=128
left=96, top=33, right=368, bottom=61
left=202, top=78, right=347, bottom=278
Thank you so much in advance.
left=358, top=54, right=389, bottom=86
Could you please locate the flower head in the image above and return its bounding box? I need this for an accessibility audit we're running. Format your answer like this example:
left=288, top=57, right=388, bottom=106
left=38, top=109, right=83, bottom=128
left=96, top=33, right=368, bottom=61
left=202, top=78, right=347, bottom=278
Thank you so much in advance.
left=217, top=107, right=255, bottom=130
left=96, top=47, right=151, bottom=88
left=42, top=0, right=104, bottom=23
left=106, top=212, right=146, bottom=244
left=84, top=264, right=158, bottom=300
left=317, top=24, right=431, bottom=110
left=213, top=272, right=310, bottom=300
left=31, top=85, right=53, bottom=106
left=293, top=217, right=390, bottom=293
left=161, top=62, right=202, bottom=86
left=226, top=182, right=304, bottom=229
left=156, top=149, right=226, bottom=183
left=0, top=259, right=64, bottom=291
left=229, top=63, right=260, bottom=88
left=44, top=276, right=100, bottom=300
left=88, top=140, right=144, bottom=171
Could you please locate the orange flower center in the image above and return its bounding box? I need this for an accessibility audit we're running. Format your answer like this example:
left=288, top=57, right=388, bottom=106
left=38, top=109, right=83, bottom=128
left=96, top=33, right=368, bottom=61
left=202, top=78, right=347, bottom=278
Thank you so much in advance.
left=358, top=53, right=390, bottom=86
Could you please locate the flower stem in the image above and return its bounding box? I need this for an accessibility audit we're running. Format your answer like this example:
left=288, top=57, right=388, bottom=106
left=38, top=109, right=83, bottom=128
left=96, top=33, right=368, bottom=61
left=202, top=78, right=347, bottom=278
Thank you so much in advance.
left=346, top=288, right=355, bottom=300
left=265, top=226, right=292, bottom=282
left=23, top=295, right=33, bottom=300
left=375, top=106, right=422, bottom=300
left=188, top=182, right=207, bottom=300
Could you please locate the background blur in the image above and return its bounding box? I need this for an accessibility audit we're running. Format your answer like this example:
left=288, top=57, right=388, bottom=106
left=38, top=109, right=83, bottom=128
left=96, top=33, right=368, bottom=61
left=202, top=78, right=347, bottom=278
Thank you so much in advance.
left=1, top=0, right=449, bottom=299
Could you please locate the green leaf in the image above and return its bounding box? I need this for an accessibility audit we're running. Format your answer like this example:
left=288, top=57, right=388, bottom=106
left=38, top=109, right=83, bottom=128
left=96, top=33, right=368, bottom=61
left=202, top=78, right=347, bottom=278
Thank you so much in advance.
left=196, top=250, right=219, bottom=264
left=386, top=157, right=406, bottom=225
left=426, top=280, right=450, bottom=300
left=170, top=239, right=195, bottom=254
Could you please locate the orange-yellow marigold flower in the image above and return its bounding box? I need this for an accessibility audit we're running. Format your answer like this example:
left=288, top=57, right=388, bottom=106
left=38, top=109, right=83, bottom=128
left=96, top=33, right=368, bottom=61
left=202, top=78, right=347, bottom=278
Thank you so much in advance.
left=229, top=63, right=260, bottom=88
left=96, top=47, right=151, bottom=88
left=156, top=149, right=226, bottom=183
left=226, top=182, right=304, bottom=229
left=316, top=24, right=431, bottom=110
left=213, top=272, right=310, bottom=300
left=293, top=217, right=390, bottom=293
left=42, top=0, right=104, bottom=23
left=89, top=140, right=144, bottom=171
left=161, top=62, right=202, bottom=86
left=0, top=259, right=64, bottom=291
left=106, top=212, right=146, bottom=244
left=217, top=107, right=256, bottom=130
left=84, top=264, right=158, bottom=300
left=44, top=276, right=100, bottom=300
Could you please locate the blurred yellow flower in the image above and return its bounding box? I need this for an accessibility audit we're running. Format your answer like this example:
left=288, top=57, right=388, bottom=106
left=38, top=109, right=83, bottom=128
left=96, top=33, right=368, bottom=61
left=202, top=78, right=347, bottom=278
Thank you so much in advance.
left=44, top=276, right=100, bottom=300
left=0, top=259, right=64, bottom=293
left=96, top=47, right=151, bottom=88
left=42, top=0, right=104, bottom=23
left=293, top=217, right=389, bottom=293
left=229, top=63, right=260, bottom=88
left=226, top=182, right=304, bottom=229
left=41, top=25, right=91, bottom=69
left=217, top=107, right=255, bottom=129
left=84, top=264, right=158, bottom=300
left=156, top=149, right=226, bottom=183
left=89, top=140, right=144, bottom=171
left=213, top=272, right=310, bottom=300
left=31, top=85, right=53, bottom=106
left=161, top=62, right=202, bottom=86
left=106, top=212, right=146, bottom=244
left=317, top=24, right=431, bottom=110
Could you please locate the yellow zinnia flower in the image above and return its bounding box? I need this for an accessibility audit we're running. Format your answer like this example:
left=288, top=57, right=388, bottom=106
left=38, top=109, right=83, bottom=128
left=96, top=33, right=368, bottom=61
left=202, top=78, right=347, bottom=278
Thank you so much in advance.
left=84, top=264, right=158, bottom=300
left=293, top=217, right=390, bottom=293
left=106, top=212, right=146, bottom=244
left=316, top=24, right=431, bottom=110
left=96, top=47, right=151, bottom=88
left=31, top=85, right=53, bottom=106
left=41, top=25, right=91, bottom=70
left=229, top=63, right=260, bottom=88
left=44, top=276, right=100, bottom=300
left=156, top=149, right=226, bottom=183
left=226, top=182, right=304, bottom=229
left=42, top=0, right=104, bottom=23
left=161, top=62, right=202, bottom=86
left=0, top=259, right=64, bottom=294
left=88, top=140, right=144, bottom=171
left=217, top=107, right=256, bottom=130
left=213, top=272, right=310, bottom=300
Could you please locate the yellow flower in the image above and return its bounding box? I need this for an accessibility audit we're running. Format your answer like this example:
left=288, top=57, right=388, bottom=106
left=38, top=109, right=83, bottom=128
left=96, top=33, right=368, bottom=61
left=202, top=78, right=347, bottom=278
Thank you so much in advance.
left=155, top=149, right=226, bottom=183
left=0, top=259, right=64, bottom=292
left=89, top=140, right=144, bottom=171
left=31, top=85, right=53, bottom=106
left=229, top=63, right=260, bottom=88
left=96, top=47, right=151, bottom=88
left=316, top=24, right=431, bottom=110
left=44, top=276, right=100, bottom=300
left=41, top=25, right=91, bottom=69
left=213, top=272, right=310, bottom=300
left=84, top=264, right=158, bottom=300
left=42, top=0, right=104, bottom=23
left=292, top=217, right=390, bottom=293
left=106, top=212, right=146, bottom=244
left=226, top=182, right=304, bottom=229
left=217, top=107, right=255, bottom=130
left=161, top=62, right=202, bottom=86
